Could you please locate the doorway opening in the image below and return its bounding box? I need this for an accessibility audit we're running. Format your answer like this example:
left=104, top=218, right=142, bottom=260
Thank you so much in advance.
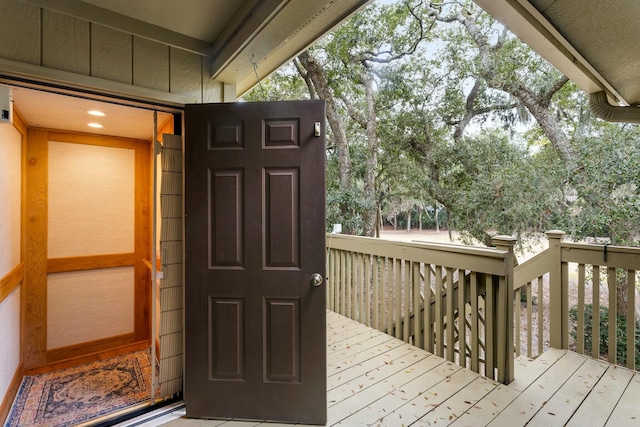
left=3, top=81, right=182, bottom=425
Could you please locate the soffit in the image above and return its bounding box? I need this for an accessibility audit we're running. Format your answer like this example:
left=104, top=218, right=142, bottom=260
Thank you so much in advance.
left=474, top=0, right=640, bottom=106
left=79, top=0, right=240, bottom=43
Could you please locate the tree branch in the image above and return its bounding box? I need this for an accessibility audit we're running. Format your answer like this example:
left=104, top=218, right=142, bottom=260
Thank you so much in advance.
left=339, top=93, right=368, bottom=129
left=542, top=75, right=570, bottom=105
left=293, top=57, right=316, bottom=99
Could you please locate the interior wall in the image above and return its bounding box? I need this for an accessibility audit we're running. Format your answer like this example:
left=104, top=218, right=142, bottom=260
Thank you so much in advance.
left=47, top=267, right=134, bottom=349
left=47, top=141, right=135, bottom=257
left=24, top=129, right=150, bottom=368
left=0, top=288, right=21, bottom=397
left=0, top=124, right=21, bottom=274
left=0, top=122, right=22, bottom=407
left=46, top=140, right=136, bottom=350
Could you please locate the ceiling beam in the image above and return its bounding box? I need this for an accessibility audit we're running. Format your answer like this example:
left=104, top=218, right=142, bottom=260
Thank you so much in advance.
left=21, top=0, right=213, bottom=56
left=210, top=0, right=290, bottom=81
left=213, top=0, right=371, bottom=97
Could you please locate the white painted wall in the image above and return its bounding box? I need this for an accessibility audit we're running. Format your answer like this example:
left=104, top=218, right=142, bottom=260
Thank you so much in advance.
left=0, top=123, right=21, bottom=274
left=0, top=122, right=22, bottom=404
left=0, top=288, right=20, bottom=401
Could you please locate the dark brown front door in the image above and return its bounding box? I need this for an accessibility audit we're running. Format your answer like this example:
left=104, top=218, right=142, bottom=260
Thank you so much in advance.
left=184, top=101, right=326, bottom=424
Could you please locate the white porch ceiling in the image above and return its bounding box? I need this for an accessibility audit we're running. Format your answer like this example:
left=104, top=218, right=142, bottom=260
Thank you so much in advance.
left=474, top=0, right=640, bottom=107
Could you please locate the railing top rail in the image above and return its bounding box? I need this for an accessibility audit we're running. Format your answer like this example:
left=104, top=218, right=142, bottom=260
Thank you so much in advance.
left=513, top=248, right=552, bottom=288
left=560, top=242, right=640, bottom=270
left=326, top=233, right=509, bottom=276
left=561, top=241, right=640, bottom=255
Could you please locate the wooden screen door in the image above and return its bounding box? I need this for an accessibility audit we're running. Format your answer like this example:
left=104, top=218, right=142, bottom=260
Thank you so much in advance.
left=184, top=100, right=327, bottom=424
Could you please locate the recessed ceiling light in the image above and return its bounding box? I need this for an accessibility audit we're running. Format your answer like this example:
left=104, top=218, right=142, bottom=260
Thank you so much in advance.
left=87, top=110, right=106, bottom=116
left=88, top=122, right=103, bottom=128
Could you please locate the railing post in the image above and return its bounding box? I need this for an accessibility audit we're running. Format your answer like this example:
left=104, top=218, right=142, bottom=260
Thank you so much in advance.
left=492, top=235, right=516, bottom=384
left=546, top=230, right=567, bottom=349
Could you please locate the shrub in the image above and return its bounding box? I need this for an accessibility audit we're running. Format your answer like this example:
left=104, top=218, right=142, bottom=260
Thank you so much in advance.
left=569, top=304, right=640, bottom=367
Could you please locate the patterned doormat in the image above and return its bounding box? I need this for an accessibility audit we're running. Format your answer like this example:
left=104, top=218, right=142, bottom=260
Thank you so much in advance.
left=4, top=350, right=152, bottom=427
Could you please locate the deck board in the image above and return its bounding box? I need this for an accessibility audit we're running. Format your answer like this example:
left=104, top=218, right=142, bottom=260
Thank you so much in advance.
left=510, top=347, right=566, bottom=392
left=327, top=331, right=395, bottom=364
left=328, top=347, right=431, bottom=406
left=327, top=344, right=420, bottom=391
left=603, top=368, right=640, bottom=427
left=340, top=358, right=459, bottom=426
left=448, top=383, right=520, bottom=427
left=158, top=310, right=640, bottom=427
left=487, top=351, right=587, bottom=426
left=378, top=367, right=478, bottom=426
left=410, top=376, right=499, bottom=427
left=526, top=357, right=609, bottom=427
left=327, top=354, right=450, bottom=425
left=566, top=364, right=635, bottom=427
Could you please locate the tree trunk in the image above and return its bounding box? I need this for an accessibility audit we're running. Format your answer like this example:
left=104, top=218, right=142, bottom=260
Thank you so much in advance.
left=298, top=51, right=352, bottom=189
left=360, top=68, right=379, bottom=237
left=617, top=273, right=629, bottom=319
left=407, top=210, right=412, bottom=232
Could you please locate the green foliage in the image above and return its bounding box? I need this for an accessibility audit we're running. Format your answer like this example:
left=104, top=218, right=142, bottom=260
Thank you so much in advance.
left=242, top=0, right=640, bottom=246
left=569, top=304, right=640, bottom=367
left=243, top=63, right=311, bottom=102
left=561, top=122, right=640, bottom=245
left=325, top=187, right=375, bottom=235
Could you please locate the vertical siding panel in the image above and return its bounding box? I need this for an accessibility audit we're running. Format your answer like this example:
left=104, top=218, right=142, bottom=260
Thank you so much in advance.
left=0, top=0, right=40, bottom=64
left=133, top=36, right=169, bottom=92
left=203, top=75, right=224, bottom=103
left=42, top=11, right=90, bottom=75
left=170, top=47, right=203, bottom=102
left=91, top=25, right=132, bottom=84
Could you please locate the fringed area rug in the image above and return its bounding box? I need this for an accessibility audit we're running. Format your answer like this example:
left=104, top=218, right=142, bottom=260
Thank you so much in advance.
left=5, top=349, right=151, bottom=427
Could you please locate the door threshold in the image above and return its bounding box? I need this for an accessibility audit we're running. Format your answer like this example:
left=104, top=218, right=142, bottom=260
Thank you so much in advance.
left=78, top=396, right=183, bottom=427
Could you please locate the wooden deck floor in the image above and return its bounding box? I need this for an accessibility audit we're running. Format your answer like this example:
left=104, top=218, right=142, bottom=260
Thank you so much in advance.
left=154, top=310, right=640, bottom=427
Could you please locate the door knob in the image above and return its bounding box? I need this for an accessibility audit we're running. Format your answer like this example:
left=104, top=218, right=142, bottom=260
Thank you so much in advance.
left=310, top=273, right=323, bottom=287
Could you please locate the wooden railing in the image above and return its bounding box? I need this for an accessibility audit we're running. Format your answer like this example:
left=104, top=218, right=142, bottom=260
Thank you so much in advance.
left=328, top=231, right=640, bottom=385
left=326, top=233, right=517, bottom=383
left=514, top=231, right=640, bottom=369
